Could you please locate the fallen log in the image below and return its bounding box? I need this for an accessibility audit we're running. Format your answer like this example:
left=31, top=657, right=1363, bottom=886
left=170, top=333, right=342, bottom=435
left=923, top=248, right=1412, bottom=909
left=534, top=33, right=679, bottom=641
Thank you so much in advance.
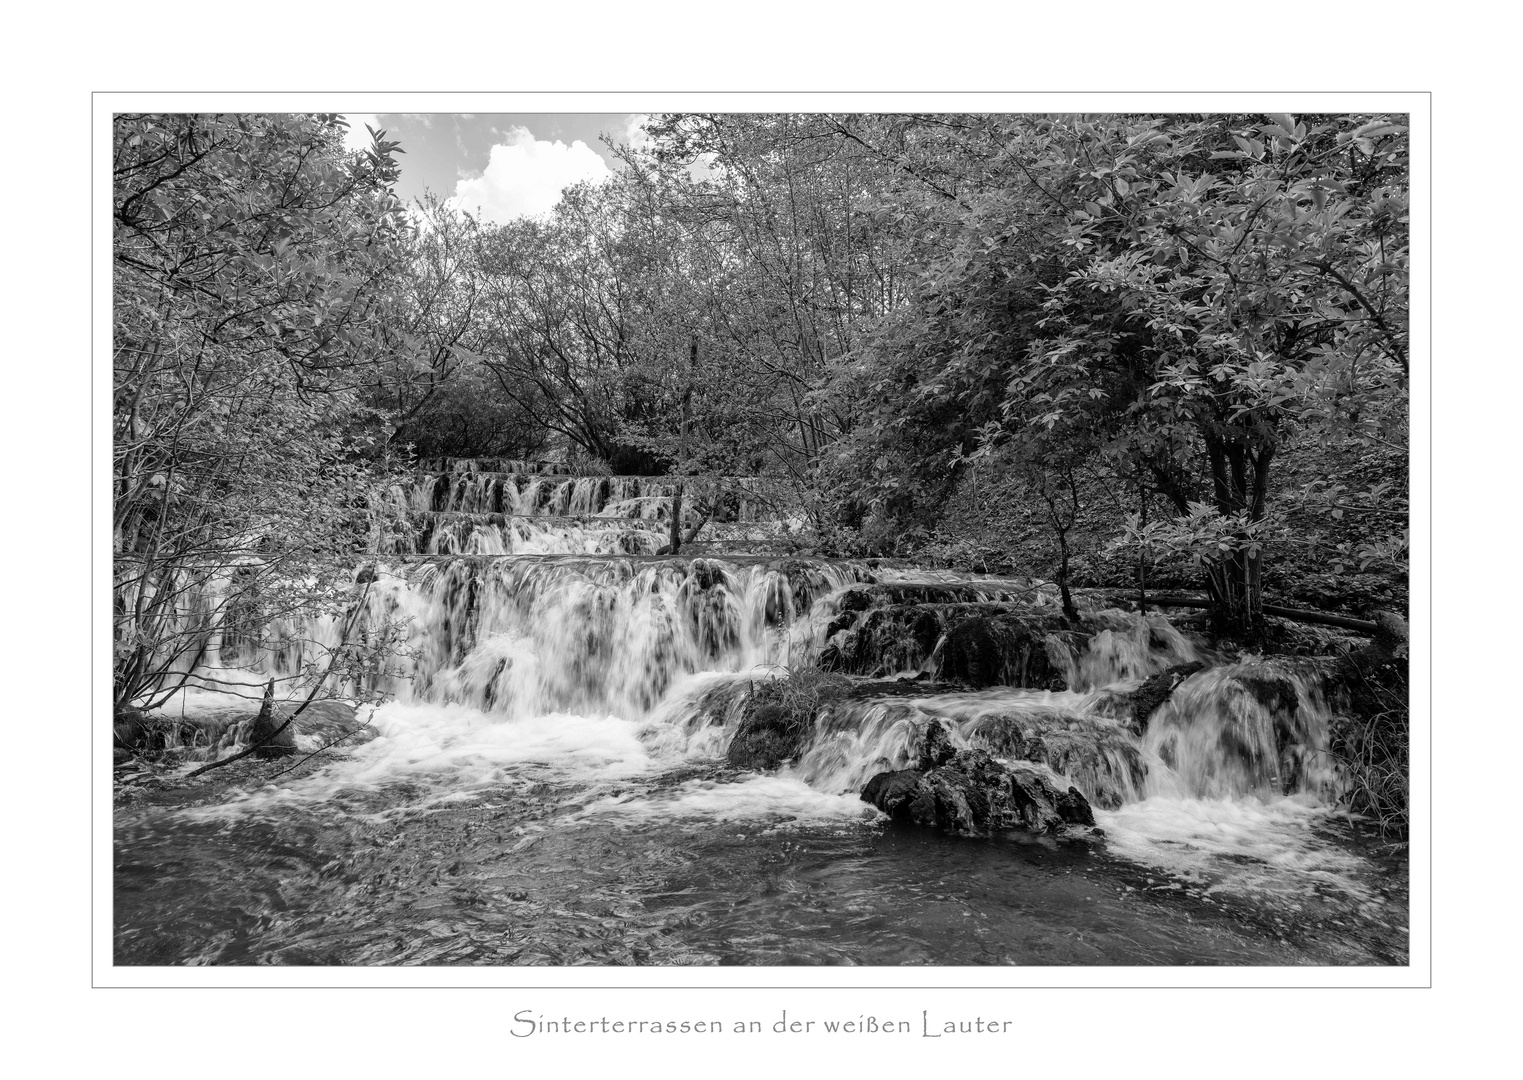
left=1091, top=592, right=1382, bottom=635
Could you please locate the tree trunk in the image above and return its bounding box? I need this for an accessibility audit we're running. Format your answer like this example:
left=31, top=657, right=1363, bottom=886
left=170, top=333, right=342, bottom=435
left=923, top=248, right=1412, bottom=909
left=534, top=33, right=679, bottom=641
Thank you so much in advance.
left=1055, top=527, right=1078, bottom=622
left=668, top=340, right=697, bottom=556
left=1203, top=545, right=1265, bottom=640
left=668, top=483, right=684, bottom=554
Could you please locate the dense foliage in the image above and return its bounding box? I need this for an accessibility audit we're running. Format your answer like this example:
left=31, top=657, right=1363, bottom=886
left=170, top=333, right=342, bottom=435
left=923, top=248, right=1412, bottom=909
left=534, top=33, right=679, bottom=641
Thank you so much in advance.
left=113, top=114, right=415, bottom=708
left=113, top=111, right=1410, bottom=710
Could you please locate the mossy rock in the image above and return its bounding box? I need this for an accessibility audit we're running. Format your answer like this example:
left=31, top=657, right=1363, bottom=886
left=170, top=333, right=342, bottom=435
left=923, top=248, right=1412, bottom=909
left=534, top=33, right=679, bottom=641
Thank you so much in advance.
left=724, top=672, right=847, bottom=771
left=935, top=613, right=1071, bottom=689
left=726, top=701, right=802, bottom=771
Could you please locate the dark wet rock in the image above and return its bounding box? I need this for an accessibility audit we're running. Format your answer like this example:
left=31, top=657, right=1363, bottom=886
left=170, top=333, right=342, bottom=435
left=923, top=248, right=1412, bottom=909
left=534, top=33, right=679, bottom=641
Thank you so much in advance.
left=726, top=703, right=797, bottom=771
left=964, top=709, right=1145, bottom=811
left=1127, top=661, right=1206, bottom=734
left=1053, top=785, right=1096, bottom=827
left=249, top=681, right=296, bottom=759
left=823, top=609, right=861, bottom=640
left=933, top=612, right=1078, bottom=690
left=836, top=588, right=874, bottom=615
left=828, top=603, right=1016, bottom=677
left=861, top=768, right=921, bottom=810
left=725, top=671, right=851, bottom=772
left=862, top=721, right=1096, bottom=837
left=918, top=718, right=958, bottom=771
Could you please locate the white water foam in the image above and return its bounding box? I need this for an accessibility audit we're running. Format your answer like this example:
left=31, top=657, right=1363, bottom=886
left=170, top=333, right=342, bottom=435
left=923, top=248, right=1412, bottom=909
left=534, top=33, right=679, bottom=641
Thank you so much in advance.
left=168, top=700, right=666, bottom=822
left=581, top=773, right=879, bottom=830
left=1096, top=795, right=1376, bottom=906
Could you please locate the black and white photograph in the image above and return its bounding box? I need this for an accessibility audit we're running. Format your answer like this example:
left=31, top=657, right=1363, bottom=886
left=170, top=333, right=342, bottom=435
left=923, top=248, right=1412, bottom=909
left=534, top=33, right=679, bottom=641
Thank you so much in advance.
left=105, top=103, right=1417, bottom=971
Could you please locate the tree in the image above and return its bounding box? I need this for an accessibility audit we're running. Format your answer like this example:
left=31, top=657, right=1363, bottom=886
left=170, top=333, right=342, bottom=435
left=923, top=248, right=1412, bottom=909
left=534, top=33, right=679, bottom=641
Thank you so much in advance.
left=835, top=112, right=1408, bottom=635
left=113, top=113, right=415, bottom=710
left=1012, top=113, right=1408, bottom=635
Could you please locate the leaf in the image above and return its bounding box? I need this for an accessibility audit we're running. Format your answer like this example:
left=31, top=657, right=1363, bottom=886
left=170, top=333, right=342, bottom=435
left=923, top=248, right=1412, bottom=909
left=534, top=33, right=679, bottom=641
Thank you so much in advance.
left=1352, top=120, right=1405, bottom=141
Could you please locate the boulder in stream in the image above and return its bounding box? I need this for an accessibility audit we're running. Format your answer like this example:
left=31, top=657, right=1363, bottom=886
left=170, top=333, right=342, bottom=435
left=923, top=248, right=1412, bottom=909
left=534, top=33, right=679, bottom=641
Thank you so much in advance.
left=862, top=721, right=1097, bottom=836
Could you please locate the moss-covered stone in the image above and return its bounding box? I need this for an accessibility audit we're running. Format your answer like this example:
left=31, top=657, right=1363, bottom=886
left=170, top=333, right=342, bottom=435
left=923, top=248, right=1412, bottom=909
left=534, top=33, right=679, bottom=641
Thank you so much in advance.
left=934, top=613, right=1074, bottom=689
left=725, top=671, right=850, bottom=772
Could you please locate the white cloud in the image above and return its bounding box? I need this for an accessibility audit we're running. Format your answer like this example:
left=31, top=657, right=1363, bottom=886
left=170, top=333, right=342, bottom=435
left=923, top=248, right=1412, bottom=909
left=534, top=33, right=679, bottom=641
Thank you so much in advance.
left=341, top=114, right=380, bottom=154
left=449, top=126, right=612, bottom=224
left=621, top=113, right=651, bottom=150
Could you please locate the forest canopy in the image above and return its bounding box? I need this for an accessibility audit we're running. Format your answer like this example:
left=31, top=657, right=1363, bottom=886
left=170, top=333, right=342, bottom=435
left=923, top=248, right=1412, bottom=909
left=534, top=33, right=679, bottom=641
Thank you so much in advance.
left=113, top=110, right=1408, bottom=705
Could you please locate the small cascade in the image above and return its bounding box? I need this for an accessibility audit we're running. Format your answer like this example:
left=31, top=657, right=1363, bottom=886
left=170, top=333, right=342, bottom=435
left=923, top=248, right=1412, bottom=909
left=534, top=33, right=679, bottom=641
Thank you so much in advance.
left=364, top=466, right=801, bottom=557
left=176, top=439, right=1352, bottom=820
left=329, top=556, right=878, bottom=721
left=1139, top=661, right=1342, bottom=802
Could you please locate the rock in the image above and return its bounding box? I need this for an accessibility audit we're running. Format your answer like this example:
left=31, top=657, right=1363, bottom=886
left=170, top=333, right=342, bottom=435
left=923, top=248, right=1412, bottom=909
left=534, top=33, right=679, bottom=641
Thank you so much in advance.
left=1053, top=784, right=1096, bottom=827
left=726, top=702, right=801, bottom=771
left=248, top=680, right=296, bottom=759
left=934, top=613, right=1075, bottom=690
left=917, top=718, right=958, bottom=771
left=823, top=610, right=861, bottom=640
left=964, top=707, right=1146, bottom=810
left=862, top=722, right=1096, bottom=837
left=861, top=769, right=922, bottom=812
left=1372, top=610, right=1409, bottom=655
left=295, top=699, right=376, bottom=746
left=836, top=588, right=874, bottom=615
left=725, top=672, right=848, bottom=772
left=1127, top=661, right=1206, bottom=733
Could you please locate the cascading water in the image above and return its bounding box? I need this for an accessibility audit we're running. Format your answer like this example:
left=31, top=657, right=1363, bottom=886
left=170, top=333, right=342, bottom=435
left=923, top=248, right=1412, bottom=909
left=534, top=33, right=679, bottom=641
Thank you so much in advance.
left=115, top=457, right=1407, bottom=967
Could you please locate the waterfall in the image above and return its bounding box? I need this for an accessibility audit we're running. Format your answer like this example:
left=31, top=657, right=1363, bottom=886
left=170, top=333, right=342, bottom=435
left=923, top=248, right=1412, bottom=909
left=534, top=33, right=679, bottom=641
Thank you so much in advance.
left=163, top=455, right=1354, bottom=832
left=120, top=453, right=1405, bottom=968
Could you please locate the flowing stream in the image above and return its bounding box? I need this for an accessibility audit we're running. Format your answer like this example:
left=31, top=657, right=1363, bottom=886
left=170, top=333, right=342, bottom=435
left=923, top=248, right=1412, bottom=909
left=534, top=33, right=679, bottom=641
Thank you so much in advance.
left=114, top=462, right=1408, bottom=966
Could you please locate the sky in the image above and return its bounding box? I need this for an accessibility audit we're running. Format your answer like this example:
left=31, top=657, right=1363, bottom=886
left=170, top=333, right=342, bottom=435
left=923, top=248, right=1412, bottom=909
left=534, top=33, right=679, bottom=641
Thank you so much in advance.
left=341, top=113, right=649, bottom=223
